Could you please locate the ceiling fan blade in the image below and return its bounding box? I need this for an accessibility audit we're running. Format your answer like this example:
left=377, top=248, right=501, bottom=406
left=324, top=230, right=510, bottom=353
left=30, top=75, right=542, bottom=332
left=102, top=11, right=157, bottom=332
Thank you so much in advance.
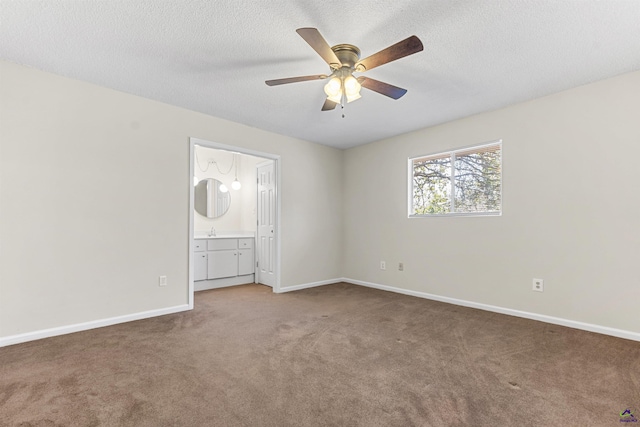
left=358, top=77, right=407, bottom=99
left=265, top=74, right=327, bottom=86
left=321, top=98, right=338, bottom=111
left=355, top=35, right=423, bottom=72
left=296, top=28, right=342, bottom=69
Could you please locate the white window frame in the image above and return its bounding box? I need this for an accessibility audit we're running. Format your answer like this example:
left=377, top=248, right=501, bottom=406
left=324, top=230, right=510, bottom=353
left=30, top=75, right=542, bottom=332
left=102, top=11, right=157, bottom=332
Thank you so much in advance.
left=408, top=140, right=502, bottom=218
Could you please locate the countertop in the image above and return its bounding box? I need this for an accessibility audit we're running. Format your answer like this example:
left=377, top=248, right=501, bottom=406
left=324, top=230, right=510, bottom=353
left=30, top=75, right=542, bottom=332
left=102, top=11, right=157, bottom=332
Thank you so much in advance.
left=194, top=233, right=255, bottom=240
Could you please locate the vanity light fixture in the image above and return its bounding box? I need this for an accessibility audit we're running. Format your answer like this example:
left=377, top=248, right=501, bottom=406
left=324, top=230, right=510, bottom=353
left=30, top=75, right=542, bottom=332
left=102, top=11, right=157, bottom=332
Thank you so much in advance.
left=195, top=146, right=241, bottom=191
left=231, top=153, right=242, bottom=190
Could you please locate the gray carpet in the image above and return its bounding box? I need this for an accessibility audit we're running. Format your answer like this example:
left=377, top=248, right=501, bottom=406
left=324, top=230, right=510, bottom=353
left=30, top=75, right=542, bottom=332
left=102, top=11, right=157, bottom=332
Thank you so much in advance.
left=1, top=283, right=639, bottom=426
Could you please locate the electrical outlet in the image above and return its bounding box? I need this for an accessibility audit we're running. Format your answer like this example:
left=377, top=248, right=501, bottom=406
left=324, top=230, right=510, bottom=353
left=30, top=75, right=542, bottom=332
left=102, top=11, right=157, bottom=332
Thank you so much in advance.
left=532, top=278, right=543, bottom=292
left=159, top=275, right=167, bottom=287
left=399, top=262, right=404, bottom=271
left=380, top=261, right=386, bottom=270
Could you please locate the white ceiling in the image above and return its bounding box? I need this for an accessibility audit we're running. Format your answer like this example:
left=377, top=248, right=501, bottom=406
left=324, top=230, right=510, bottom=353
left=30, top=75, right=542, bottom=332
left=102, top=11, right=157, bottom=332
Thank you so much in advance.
left=2, top=1, right=640, bottom=149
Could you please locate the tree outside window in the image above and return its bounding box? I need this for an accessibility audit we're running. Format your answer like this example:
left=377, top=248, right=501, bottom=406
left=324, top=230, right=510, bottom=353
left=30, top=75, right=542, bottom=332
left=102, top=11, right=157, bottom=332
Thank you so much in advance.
left=411, top=142, right=501, bottom=216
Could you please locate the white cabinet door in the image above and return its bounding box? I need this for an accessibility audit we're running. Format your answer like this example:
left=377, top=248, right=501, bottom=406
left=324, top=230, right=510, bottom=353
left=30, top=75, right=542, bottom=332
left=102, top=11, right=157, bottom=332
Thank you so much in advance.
left=208, top=250, right=237, bottom=279
left=194, top=252, right=208, bottom=281
left=238, top=248, right=254, bottom=276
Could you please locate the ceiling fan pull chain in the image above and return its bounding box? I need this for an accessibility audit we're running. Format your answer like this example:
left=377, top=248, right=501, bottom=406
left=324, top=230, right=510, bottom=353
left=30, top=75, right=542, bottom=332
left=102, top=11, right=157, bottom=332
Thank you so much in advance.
left=341, top=87, right=346, bottom=118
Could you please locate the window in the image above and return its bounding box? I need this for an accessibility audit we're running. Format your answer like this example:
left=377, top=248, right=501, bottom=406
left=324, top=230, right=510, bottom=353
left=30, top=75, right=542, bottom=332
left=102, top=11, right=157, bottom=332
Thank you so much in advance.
left=410, top=141, right=502, bottom=217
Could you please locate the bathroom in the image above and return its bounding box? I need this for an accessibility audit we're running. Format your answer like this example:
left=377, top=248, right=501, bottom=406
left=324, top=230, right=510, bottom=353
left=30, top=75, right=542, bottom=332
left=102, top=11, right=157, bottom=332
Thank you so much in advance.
left=193, top=144, right=276, bottom=290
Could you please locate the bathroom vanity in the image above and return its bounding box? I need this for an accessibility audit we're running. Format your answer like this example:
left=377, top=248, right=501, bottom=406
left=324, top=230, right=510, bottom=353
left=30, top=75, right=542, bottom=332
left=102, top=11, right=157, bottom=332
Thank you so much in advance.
left=194, top=235, right=255, bottom=291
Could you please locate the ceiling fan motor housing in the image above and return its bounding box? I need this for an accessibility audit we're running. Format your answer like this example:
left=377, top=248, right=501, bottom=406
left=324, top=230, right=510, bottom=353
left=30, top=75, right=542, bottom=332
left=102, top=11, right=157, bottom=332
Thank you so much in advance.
left=331, top=44, right=361, bottom=70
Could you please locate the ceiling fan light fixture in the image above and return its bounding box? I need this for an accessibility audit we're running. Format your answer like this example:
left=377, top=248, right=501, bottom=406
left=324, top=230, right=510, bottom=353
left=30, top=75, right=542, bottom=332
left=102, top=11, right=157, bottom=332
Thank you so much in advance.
left=326, top=94, right=342, bottom=104
left=266, top=28, right=423, bottom=111
left=344, top=75, right=361, bottom=95
left=324, top=72, right=361, bottom=105
left=324, top=76, right=342, bottom=97
left=346, top=92, right=361, bottom=103
left=344, top=74, right=362, bottom=103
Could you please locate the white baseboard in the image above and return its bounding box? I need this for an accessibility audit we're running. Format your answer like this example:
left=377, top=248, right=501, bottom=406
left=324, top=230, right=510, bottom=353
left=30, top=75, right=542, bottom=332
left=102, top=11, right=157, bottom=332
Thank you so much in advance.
left=194, top=274, right=254, bottom=291
left=276, top=278, right=339, bottom=293
left=0, top=304, right=191, bottom=348
left=342, top=278, right=640, bottom=342
left=6, top=279, right=636, bottom=347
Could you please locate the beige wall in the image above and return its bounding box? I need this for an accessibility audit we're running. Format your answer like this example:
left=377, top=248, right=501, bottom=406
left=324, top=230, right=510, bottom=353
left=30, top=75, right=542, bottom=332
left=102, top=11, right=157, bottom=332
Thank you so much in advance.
left=343, top=70, right=640, bottom=334
left=0, top=61, right=343, bottom=338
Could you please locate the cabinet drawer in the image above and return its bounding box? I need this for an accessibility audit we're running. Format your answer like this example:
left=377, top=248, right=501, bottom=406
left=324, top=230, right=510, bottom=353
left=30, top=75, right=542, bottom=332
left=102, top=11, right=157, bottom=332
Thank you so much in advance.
left=194, top=240, right=207, bottom=252
left=238, top=238, right=254, bottom=249
left=207, top=239, right=237, bottom=251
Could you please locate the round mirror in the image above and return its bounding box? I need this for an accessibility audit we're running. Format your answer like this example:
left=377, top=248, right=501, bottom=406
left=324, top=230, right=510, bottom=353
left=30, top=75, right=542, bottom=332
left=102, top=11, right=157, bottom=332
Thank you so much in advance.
left=194, top=178, right=231, bottom=218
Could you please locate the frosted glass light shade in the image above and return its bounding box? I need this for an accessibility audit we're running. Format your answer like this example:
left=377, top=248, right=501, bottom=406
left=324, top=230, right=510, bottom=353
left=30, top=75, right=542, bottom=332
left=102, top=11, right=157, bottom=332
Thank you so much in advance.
left=231, top=179, right=242, bottom=190
left=327, top=94, right=342, bottom=104
left=324, top=77, right=341, bottom=98
left=219, top=183, right=229, bottom=193
left=344, top=75, right=361, bottom=103
left=346, top=92, right=361, bottom=103
left=343, top=75, right=361, bottom=96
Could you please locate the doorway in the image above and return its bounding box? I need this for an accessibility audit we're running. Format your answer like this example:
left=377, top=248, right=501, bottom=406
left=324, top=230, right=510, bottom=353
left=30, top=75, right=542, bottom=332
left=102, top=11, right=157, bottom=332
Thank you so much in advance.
left=188, top=137, right=281, bottom=308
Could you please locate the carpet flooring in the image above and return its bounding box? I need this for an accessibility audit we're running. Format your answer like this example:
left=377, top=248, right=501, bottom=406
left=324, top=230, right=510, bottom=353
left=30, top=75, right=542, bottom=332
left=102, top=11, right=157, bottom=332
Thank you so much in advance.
left=1, top=282, right=639, bottom=426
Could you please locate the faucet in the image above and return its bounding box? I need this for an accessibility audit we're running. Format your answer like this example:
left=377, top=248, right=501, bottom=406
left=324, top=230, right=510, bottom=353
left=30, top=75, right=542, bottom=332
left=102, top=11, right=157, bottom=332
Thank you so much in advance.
left=209, top=227, right=216, bottom=237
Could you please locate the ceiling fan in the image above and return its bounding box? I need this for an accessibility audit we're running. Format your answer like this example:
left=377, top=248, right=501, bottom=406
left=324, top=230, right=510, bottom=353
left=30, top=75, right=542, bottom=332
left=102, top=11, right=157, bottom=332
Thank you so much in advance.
left=265, top=28, right=423, bottom=112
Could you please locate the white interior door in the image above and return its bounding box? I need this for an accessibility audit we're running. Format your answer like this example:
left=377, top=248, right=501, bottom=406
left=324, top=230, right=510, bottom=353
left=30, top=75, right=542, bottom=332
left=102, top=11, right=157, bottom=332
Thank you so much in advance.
left=257, top=161, right=276, bottom=287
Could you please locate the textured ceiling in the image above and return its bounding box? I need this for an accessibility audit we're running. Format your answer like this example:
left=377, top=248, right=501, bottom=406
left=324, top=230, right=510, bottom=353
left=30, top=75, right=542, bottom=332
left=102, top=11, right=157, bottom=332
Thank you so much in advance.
left=2, top=1, right=640, bottom=149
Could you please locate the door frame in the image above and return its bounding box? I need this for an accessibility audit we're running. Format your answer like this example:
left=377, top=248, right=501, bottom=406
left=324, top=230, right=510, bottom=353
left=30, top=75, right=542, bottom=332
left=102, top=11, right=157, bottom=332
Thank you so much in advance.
left=188, top=137, right=281, bottom=309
